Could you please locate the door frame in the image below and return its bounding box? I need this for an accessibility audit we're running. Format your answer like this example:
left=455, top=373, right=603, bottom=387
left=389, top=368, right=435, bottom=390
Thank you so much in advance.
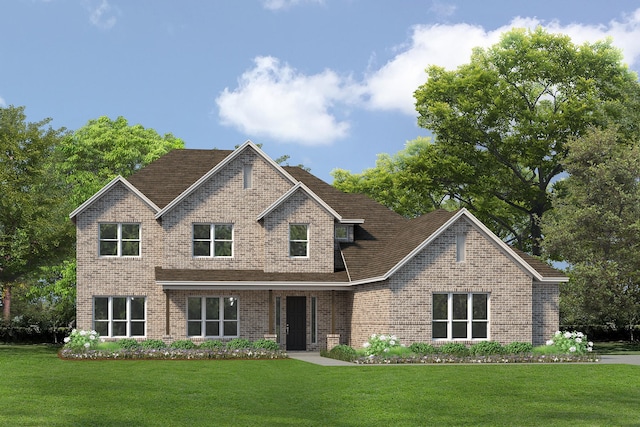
left=286, top=296, right=307, bottom=351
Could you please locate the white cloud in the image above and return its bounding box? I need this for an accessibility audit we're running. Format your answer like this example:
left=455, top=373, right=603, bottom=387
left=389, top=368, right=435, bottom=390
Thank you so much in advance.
left=429, top=1, right=457, bottom=19
left=86, top=0, right=120, bottom=30
left=362, top=12, right=640, bottom=115
left=216, top=56, right=360, bottom=145
left=262, top=0, right=324, bottom=11
left=217, top=9, right=640, bottom=145
left=0, top=96, right=6, bottom=107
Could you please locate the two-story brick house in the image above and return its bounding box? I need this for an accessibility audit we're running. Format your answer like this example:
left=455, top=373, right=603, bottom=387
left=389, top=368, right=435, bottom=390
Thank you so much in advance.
left=70, top=141, right=567, bottom=350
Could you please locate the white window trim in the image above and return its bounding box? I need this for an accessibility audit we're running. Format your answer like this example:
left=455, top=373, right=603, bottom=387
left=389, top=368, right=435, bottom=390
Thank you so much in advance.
left=456, top=232, right=466, bottom=263
left=93, top=296, right=146, bottom=338
left=193, top=223, right=234, bottom=258
left=243, top=164, right=253, bottom=189
left=187, top=296, right=239, bottom=338
left=289, top=223, right=309, bottom=258
left=335, top=224, right=353, bottom=242
left=432, top=293, right=489, bottom=341
left=98, top=223, right=141, bottom=258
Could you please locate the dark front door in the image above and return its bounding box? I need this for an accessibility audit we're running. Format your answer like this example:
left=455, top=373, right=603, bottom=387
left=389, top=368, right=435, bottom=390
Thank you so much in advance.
left=286, top=296, right=306, bottom=351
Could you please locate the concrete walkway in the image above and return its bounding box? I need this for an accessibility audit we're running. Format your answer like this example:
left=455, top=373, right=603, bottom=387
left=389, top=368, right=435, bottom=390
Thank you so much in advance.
left=287, top=352, right=354, bottom=366
left=288, top=352, right=640, bottom=366
left=598, top=355, right=640, bottom=365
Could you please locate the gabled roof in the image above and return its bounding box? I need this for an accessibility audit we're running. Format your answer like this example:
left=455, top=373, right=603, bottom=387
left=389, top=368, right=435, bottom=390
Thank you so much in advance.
left=257, top=182, right=343, bottom=221
left=154, top=141, right=298, bottom=218
left=71, top=143, right=566, bottom=286
left=126, top=148, right=233, bottom=209
left=69, top=176, right=160, bottom=221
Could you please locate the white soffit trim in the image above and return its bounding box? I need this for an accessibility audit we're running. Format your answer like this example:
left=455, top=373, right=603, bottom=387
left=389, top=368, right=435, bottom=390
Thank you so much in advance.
left=69, top=176, right=160, bottom=220
left=155, top=140, right=299, bottom=219
left=257, top=182, right=342, bottom=221
left=382, top=208, right=562, bottom=283
left=159, top=280, right=353, bottom=291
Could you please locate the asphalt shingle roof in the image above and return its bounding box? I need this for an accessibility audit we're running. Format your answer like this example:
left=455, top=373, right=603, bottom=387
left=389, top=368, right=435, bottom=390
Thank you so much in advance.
left=122, top=148, right=565, bottom=283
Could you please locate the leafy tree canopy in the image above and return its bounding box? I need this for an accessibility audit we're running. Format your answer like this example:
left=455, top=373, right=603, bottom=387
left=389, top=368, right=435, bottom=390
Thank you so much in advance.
left=59, top=115, right=185, bottom=207
left=401, top=27, right=639, bottom=255
left=0, top=106, right=73, bottom=320
left=542, top=127, right=640, bottom=335
left=333, top=28, right=640, bottom=255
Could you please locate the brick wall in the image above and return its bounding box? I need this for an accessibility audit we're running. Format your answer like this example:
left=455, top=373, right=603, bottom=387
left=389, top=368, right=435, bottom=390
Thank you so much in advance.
left=532, top=282, right=559, bottom=345
left=75, top=182, right=166, bottom=339
left=349, top=217, right=541, bottom=348
left=263, top=190, right=335, bottom=273
left=161, top=151, right=293, bottom=271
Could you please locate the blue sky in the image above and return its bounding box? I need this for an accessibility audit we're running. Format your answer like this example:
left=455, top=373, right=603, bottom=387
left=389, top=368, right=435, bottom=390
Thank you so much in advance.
left=2, top=1, right=640, bottom=182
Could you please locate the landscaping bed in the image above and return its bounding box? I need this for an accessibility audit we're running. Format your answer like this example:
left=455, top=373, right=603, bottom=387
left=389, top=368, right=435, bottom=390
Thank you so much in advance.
left=59, top=330, right=287, bottom=360
left=321, top=331, right=599, bottom=364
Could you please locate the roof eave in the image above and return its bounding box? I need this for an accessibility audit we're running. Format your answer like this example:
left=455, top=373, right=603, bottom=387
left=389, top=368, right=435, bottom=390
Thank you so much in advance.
left=159, top=280, right=353, bottom=291
left=69, top=176, right=160, bottom=220
left=156, top=140, right=299, bottom=219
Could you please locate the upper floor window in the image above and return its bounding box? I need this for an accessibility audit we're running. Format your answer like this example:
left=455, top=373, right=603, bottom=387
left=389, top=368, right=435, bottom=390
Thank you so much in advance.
left=335, top=224, right=353, bottom=242
left=289, top=224, right=309, bottom=257
left=432, top=293, right=488, bottom=340
left=99, top=223, right=140, bottom=257
left=456, top=232, right=466, bottom=262
left=193, top=224, right=233, bottom=257
left=243, top=164, right=252, bottom=189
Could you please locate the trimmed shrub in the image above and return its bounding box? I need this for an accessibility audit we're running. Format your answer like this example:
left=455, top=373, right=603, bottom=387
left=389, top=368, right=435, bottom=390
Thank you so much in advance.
left=438, top=342, right=469, bottom=356
left=139, top=339, right=167, bottom=350
left=117, top=338, right=140, bottom=350
left=226, top=338, right=252, bottom=350
left=504, top=342, right=533, bottom=354
left=199, top=340, right=225, bottom=350
left=409, top=342, right=437, bottom=355
left=170, top=340, right=196, bottom=349
left=469, top=341, right=504, bottom=356
left=327, top=344, right=357, bottom=362
left=252, top=339, right=280, bottom=351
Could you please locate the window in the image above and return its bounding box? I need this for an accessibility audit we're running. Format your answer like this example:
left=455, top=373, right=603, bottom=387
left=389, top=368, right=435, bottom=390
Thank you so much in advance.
left=93, top=296, right=146, bottom=337
left=99, top=223, right=140, bottom=257
left=275, top=296, right=282, bottom=344
left=311, top=296, right=317, bottom=344
left=456, top=232, right=466, bottom=262
left=289, top=224, right=308, bottom=257
left=243, top=164, right=252, bottom=189
left=187, top=297, right=238, bottom=337
left=432, top=293, right=488, bottom=340
left=193, top=224, right=233, bottom=257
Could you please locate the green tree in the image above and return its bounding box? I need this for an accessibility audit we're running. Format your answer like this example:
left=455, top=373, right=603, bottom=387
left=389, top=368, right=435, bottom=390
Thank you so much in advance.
left=45, top=116, right=186, bottom=324
left=59, top=115, right=185, bottom=207
left=332, top=138, right=454, bottom=217
left=542, top=127, right=640, bottom=338
left=0, top=106, right=72, bottom=321
left=413, top=27, right=640, bottom=255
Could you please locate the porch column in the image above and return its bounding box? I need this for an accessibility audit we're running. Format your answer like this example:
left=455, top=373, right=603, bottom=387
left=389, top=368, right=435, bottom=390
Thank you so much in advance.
left=268, top=290, right=274, bottom=335
left=164, top=291, right=171, bottom=338
left=331, top=290, right=336, bottom=334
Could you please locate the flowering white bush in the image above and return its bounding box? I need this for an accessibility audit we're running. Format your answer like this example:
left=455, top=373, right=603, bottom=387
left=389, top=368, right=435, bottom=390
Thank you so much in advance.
left=362, top=333, right=403, bottom=356
left=547, top=330, right=593, bottom=355
left=63, top=329, right=104, bottom=351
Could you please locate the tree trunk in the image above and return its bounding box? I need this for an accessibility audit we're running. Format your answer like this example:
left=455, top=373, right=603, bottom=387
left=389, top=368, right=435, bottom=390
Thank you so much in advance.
left=2, top=284, right=11, bottom=322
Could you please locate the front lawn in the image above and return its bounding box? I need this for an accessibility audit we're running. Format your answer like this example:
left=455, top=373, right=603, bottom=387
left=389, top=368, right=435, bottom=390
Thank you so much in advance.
left=1, top=345, right=639, bottom=426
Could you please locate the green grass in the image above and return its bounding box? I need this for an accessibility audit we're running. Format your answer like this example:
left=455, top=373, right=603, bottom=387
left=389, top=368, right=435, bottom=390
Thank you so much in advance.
left=2, top=345, right=640, bottom=426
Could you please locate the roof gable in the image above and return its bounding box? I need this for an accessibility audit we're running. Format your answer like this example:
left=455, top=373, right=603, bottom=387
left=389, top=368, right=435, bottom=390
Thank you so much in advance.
left=154, top=141, right=298, bottom=219
left=69, top=176, right=160, bottom=221
left=257, top=182, right=342, bottom=221
left=350, top=208, right=567, bottom=284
